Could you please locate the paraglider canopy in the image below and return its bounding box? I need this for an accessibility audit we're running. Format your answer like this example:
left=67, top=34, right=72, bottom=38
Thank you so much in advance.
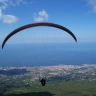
left=2, top=22, right=77, bottom=48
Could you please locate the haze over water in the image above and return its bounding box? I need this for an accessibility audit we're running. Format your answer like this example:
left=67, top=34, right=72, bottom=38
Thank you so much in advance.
left=0, top=42, right=96, bottom=67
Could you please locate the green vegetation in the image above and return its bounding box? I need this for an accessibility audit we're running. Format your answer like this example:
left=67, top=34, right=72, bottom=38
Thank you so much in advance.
left=1, top=80, right=96, bottom=96
left=1, top=65, right=96, bottom=96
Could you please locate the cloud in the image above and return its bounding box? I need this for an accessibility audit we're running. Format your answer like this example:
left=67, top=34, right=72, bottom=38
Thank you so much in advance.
left=87, top=0, right=96, bottom=13
left=34, top=10, right=49, bottom=22
left=0, top=0, right=29, bottom=10
left=0, top=9, right=18, bottom=24
left=0, top=0, right=31, bottom=24
left=2, top=14, right=18, bottom=24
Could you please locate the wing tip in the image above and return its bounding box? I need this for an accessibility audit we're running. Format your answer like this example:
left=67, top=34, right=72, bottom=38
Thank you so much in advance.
left=75, top=39, right=77, bottom=42
left=74, top=37, right=77, bottom=42
left=2, top=44, right=4, bottom=49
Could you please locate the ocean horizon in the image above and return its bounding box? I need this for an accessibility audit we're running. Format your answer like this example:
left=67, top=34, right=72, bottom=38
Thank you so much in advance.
left=0, top=42, right=96, bottom=67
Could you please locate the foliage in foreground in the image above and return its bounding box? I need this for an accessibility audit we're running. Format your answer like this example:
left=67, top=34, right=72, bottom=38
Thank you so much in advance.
left=0, top=80, right=96, bottom=96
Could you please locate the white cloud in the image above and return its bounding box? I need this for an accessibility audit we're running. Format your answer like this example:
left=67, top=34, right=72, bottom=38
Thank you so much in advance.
left=87, top=0, right=96, bottom=13
left=3, top=14, right=18, bottom=24
left=34, top=10, right=49, bottom=22
left=0, top=9, right=18, bottom=24
left=0, top=0, right=31, bottom=24
left=0, top=0, right=29, bottom=10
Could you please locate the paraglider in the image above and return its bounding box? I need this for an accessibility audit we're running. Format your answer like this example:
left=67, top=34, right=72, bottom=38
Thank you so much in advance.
left=2, top=22, right=77, bottom=48
left=39, top=77, right=46, bottom=86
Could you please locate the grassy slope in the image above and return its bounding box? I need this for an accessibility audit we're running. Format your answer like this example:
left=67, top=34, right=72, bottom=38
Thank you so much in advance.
left=3, top=80, right=96, bottom=96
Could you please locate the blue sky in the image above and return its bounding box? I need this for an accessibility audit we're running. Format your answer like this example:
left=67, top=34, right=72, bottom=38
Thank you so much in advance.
left=0, top=0, right=96, bottom=44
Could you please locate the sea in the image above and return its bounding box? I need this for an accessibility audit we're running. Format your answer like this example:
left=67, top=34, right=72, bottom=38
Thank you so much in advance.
left=0, top=42, right=96, bottom=67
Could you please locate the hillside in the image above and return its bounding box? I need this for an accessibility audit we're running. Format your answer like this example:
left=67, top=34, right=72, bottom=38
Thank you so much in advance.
left=2, top=80, right=96, bottom=96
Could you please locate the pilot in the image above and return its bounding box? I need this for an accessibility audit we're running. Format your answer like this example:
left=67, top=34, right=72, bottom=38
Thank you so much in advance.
left=39, top=78, right=46, bottom=86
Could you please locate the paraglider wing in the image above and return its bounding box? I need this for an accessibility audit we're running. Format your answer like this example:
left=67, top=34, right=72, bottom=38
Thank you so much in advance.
left=2, top=22, right=77, bottom=48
